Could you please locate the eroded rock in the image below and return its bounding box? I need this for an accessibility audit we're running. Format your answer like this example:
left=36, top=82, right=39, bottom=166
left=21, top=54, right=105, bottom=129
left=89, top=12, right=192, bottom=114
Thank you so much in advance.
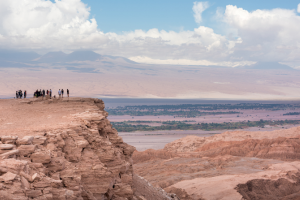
left=0, top=98, right=135, bottom=200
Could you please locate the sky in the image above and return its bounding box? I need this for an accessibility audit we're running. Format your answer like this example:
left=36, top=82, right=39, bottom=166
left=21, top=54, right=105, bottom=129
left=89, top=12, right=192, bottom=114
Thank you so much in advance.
left=0, top=0, right=300, bottom=67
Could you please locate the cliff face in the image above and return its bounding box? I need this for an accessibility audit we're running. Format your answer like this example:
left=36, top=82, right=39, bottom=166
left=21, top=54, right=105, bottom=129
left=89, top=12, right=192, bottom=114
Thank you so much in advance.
left=0, top=98, right=135, bottom=200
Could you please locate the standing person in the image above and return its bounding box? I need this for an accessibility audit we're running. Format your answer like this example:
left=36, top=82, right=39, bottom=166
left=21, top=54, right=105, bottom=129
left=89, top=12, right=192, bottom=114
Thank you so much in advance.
left=47, top=90, right=49, bottom=96
left=43, top=89, right=45, bottom=97
left=58, top=89, right=61, bottom=98
left=67, top=89, right=69, bottom=98
left=24, top=90, right=27, bottom=98
left=20, top=90, right=23, bottom=99
left=16, top=91, right=18, bottom=99
left=50, top=89, right=52, bottom=99
left=61, top=89, right=64, bottom=98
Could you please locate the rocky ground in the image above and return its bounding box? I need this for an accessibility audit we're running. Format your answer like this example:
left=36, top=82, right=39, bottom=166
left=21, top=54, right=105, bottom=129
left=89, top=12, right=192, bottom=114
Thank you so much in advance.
left=0, top=97, right=177, bottom=200
left=133, top=127, right=300, bottom=200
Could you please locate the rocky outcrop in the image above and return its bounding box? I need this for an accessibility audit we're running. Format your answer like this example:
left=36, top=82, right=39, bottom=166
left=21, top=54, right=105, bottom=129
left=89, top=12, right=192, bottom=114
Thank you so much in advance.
left=164, top=127, right=300, bottom=153
left=195, top=136, right=300, bottom=161
left=0, top=98, right=135, bottom=200
left=135, top=126, right=300, bottom=200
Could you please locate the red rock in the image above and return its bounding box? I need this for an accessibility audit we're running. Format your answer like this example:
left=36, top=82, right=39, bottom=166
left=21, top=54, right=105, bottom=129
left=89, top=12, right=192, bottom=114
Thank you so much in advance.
left=18, top=145, right=36, bottom=156
left=17, top=136, right=34, bottom=145
left=31, top=152, right=51, bottom=164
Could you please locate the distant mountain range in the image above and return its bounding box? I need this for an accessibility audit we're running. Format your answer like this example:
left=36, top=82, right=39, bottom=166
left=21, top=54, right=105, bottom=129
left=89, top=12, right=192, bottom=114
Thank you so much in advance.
left=0, top=49, right=295, bottom=70
left=0, top=49, right=135, bottom=64
left=240, top=61, right=294, bottom=70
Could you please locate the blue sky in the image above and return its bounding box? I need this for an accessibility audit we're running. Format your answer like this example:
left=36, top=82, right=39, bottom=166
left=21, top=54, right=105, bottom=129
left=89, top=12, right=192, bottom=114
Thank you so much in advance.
left=78, top=0, right=300, bottom=33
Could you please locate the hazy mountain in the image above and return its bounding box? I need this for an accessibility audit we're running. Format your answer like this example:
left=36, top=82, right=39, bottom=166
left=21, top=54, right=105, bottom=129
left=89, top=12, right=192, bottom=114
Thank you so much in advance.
left=241, top=62, right=294, bottom=70
left=0, top=49, right=40, bottom=62
left=34, top=51, right=67, bottom=63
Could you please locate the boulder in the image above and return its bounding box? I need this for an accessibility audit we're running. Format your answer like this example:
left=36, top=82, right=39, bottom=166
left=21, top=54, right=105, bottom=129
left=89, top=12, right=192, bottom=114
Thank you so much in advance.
left=0, top=149, right=19, bottom=159
left=25, top=189, right=42, bottom=198
left=0, top=144, right=14, bottom=150
left=33, top=136, right=47, bottom=145
left=1, top=136, right=18, bottom=144
left=20, top=176, right=30, bottom=189
left=17, top=136, right=34, bottom=145
left=0, top=172, right=17, bottom=182
left=31, top=152, right=51, bottom=164
left=18, top=145, right=36, bottom=156
left=0, top=159, right=28, bottom=172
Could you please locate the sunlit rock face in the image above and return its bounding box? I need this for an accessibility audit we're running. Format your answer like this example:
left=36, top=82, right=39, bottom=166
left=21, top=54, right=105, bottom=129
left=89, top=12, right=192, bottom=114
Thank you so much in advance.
left=0, top=98, right=136, bottom=200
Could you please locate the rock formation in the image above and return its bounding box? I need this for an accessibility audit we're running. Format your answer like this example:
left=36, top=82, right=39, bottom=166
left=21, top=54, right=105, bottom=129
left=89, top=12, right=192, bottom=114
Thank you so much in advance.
left=0, top=98, right=178, bottom=200
left=133, top=128, right=300, bottom=200
left=0, top=98, right=136, bottom=199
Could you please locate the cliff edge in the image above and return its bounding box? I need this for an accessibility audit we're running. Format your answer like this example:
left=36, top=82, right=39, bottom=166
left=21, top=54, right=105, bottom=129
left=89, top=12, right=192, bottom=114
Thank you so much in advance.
left=0, top=98, right=136, bottom=200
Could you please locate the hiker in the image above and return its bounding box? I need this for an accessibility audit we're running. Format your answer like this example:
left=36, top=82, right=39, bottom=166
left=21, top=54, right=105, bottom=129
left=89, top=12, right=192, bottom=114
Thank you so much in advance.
left=58, top=89, right=61, bottom=98
left=47, top=90, right=49, bottom=96
left=50, top=89, right=52, bottom=98
left=16, top=91, right=18, bottom=99
left=19, top=90, right=23, bottom=98
left=24, top=90, right=27, bottom=98
left=67, top=89, right=69, bottom=97
left=43, top=89, right=45, bottom=97
left=61, top=89, right=64, bottom=98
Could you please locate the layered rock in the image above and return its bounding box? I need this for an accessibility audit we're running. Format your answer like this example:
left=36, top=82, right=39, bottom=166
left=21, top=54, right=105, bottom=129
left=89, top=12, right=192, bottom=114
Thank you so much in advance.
left=134, top=126, right=300, bottom=200
left=0, top=98, right=135, bottom=200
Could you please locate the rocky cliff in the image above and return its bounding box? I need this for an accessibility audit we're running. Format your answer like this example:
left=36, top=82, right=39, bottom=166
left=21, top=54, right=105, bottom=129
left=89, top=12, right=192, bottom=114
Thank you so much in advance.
left=0, top=98, right=136, bottom=200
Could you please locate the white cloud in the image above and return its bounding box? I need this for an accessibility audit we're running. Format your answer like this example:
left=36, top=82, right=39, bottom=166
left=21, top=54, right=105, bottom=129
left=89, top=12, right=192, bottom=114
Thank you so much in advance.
left=192, top=1, right=209, bottom=23
left=224, top=5, right=300, bottom=63
left=129, top=56, right=255, bottom=67
left=0, top=0, right=300, bottom=67
left=298, top=3, right=300, bottom=13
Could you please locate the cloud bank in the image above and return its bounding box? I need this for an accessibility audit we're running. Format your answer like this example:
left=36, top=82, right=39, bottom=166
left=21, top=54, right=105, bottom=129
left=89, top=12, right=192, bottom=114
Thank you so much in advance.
left=0, top=0, right=300, bottom=67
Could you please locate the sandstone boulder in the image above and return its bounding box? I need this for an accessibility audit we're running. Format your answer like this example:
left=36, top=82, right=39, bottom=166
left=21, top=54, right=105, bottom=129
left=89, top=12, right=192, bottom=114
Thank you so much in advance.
left=17, top=136, right=34, bottom=145
left=18, top=145, right=36, bottom=156
left=26, top=189, right=42, bottom=198
left=0, top=159, right=28, bottom=173
left=0, top=172, right=17, bottom=182
left=0, top=149, right=19, bottom=159
left=0, top=144, right=14, bottom=150
left=33, top=136, right=47, bottom=145
left=1, top=136, right=18, bottom=144
left=31, top=152, right=51, bottom=164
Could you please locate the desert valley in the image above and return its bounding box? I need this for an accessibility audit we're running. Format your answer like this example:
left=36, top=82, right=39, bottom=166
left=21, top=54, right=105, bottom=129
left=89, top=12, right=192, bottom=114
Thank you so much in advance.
left=0, top=97, right=299, bottom=199
left=1, top=0, right=300, bottom=199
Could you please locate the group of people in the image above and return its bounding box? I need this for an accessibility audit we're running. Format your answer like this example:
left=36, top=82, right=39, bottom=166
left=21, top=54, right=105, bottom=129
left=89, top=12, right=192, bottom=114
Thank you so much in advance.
left=57, top=89, right=69, bottom=98
left=34, top=89, right=70, bottom=98
left=34, top=89, right=51, bottom=98
left=15, top=89, right=70, bottom=99
left=15, top=90, right=26, bottom=99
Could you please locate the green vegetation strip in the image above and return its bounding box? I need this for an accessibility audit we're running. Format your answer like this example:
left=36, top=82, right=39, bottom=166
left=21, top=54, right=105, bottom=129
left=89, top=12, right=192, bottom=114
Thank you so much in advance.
left=111, top=120, right=300, bottom=132
left=107, top=103, right=300, bottom=117
left=283, top=112, right=300, bottom=115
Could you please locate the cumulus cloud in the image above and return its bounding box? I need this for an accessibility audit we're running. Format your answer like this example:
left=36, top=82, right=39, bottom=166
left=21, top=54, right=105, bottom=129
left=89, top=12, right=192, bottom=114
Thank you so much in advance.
left=298, top=3, right=300, bottom=13
left=224, top=5, right=300, bottom=64
left=192, top=1, right=209, bottom=23
left=0, top=0, right=104, bottom=51
left=0, top=0, right=299, bottom=67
